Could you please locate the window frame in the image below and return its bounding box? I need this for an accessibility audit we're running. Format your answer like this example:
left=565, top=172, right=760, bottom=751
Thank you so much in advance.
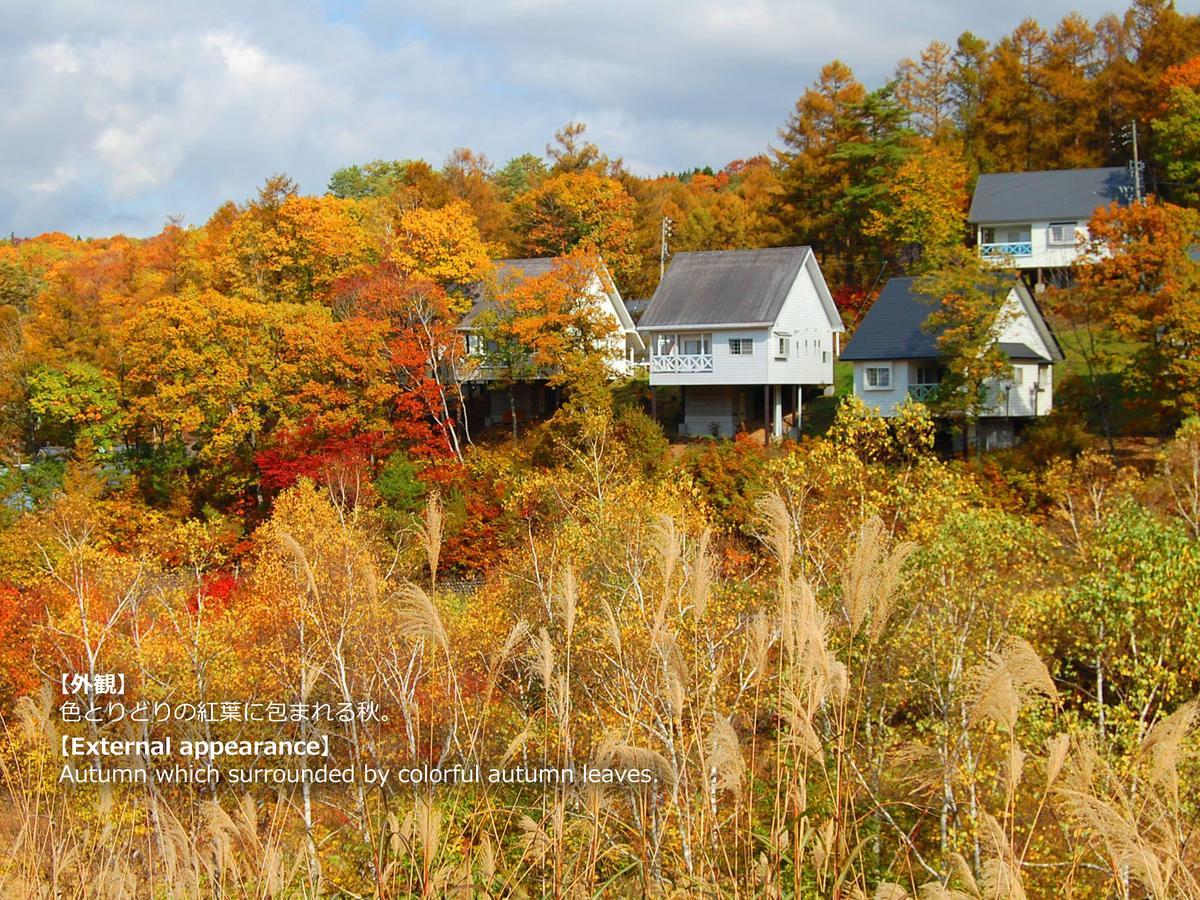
left=680, top=332, right=712, bottom=356
left=1048, top=221, right=1078, bottom=246
left=774, top=332, right=791, bottom=360
left=728, top=337, right=754, bottom=356
left=863, top=364, right=893, bottom=391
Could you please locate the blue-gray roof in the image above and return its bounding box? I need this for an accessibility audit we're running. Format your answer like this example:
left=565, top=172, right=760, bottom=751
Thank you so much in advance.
left=461, top=258, right=557, bottom=326
left=968, top=167, right=1133, bottom=223
left=640, top=247, right=840, bottom=330
left=840, top=277, right=1062, bottom=363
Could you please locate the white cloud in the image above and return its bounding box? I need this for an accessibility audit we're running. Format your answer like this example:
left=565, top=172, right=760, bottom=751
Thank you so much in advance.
left=1, top=0, right=1129, bottom=237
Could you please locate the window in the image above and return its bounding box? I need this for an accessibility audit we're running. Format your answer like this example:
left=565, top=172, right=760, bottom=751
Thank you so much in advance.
left=654, top=334, right=677, bottom=356
left=915, top=366, right=940, bottom=385
left=864, top=365, right=892, bottom=390
left=681, top=333, right=711, bottom=356
left=1049, top=222, right=1077, bottom=245
left=729, top=338, right=754, bottom=356
left=1009, top=366, right=1024, bottom=385
left=774, top=333, right=790, bottom=359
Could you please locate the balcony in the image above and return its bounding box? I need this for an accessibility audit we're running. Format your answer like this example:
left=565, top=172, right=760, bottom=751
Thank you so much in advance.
left=651, top=354, right=713, bottom=374
left=980, top=242, right=1033, bottom=258
left=908, top=383, right=940, bottom=402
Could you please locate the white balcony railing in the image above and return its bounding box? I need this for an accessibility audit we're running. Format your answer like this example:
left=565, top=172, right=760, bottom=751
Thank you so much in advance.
left=651, top=354, right=713, bottom=373
left=980, top=242, right=1033, bottom=258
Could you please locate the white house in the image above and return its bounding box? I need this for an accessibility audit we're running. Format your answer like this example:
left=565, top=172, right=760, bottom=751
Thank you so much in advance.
left=457, top=256, right=644, bottom=429
left=638, top=247, right=845, bottom=439
left=841, top=276, right=1064, bottom=450
left=969, top=167, right=1133, bottom=285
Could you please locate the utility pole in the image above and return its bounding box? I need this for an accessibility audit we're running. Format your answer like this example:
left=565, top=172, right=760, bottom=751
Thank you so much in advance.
left=1130, top=119, right=1143, bottom=202
left=659, top=216, right=673, bottom=280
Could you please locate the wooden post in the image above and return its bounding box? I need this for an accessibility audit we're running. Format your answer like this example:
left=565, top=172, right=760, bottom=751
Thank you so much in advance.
left=795, top=385, right=802, bottom=435
left=763, top=384, right=770, bottom=446
left=650, top=386, right=657, bottom=422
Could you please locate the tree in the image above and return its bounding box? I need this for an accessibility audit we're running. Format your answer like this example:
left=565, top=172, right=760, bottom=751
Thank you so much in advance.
left=895, top=41, right=955, bottom=140
left=328, top=160, right=411, bottom=199
left=776, top=65, right=913, bottom=287
left=950, top=32, right=991, bottom=169
left=546, top=121, right=611, bottom=175
left=864, top=142, right=968, bottom=270
left=512, top=171, right=637, bottom=284
left=775, top=60, right=866, bottom=271
left=386, top=200, right=493, bottom=291
left=979, top=19, right=1050, bottom=171
left=1152, top=56, right=1200, bottom=205
left=227, top=187, right=373, bottom=305
left=334, top=265, right=471, bottom=461
left=1042, top=13, right=1103, bottom=167
left=441, top=148, right=512, bottom=249
left=1073, top=199, right=1200, bottom=425
left=26, top=362, right=120, bottom=448
left=915, top=247, right=1020, bottom=450
left=494, top=153, right=548, bottom=200
left=470, top=251, right=618, bottom=437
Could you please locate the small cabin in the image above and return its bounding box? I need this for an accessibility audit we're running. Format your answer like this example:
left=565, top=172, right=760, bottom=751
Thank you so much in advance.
left=638, top=247, right=844, bottom=439
left=841, top=276, right=1064, bottom=450
left=968, top=167, right=1133, bottom=285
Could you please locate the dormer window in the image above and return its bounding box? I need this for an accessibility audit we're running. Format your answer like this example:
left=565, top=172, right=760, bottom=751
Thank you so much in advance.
left=1048, top=222, right=1078, bottom=246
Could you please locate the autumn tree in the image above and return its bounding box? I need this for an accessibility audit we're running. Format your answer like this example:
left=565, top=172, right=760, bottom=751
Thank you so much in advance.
left=494, top=153, right=548, bottom=200
left=1152, top=56, right=1200, bottom=204
left=979, top=19, right=1051, bottom=171
left=895, top=41, right=955, bottom=140
left=227, top=180, right=374, bottom=304
left=470, top=251, right=619, bottom=437
left=865, top=142, right=968, bottom=270
left=949, top=31, right=991, bottom=170
left=778, top=65, right=915, bottom=286
left=915, top=247, right=1020, bottom=449
left=775, top=60, right=866, bottom=271
left=441, top=148, right=513, bottom=250
left=1073, top=199, right=1200, bottom=426
left=1042, top=13, right=1103, bottom=167
left=332, top=266, right=471, bottom=461
left=385, top=200, right=493, bottom=290
left=546, top=121, right=613, bottom=175
left=511, top=171, right=637, bottom=284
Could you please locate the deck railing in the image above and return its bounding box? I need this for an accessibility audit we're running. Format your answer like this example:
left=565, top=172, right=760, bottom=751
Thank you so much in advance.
left=908, top=383, right=940, bottom=402
left=980, top=241, right=1033, bottom=258
left=651, top=354, right=713, bottom=373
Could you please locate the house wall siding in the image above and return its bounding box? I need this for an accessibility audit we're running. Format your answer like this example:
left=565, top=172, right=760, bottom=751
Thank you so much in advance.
left=766, top=260, right=837, bottom=385
left=648, top=328, right=770, bottom=386
left=853, top=361, right=911, bottom=417
left=647, top=262, right=838, bottom=387
left=978, top=220, right=1091, bottom=269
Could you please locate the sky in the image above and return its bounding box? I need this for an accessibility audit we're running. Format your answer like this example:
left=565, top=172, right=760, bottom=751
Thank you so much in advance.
left=1, top=0, right=1130, bottom=238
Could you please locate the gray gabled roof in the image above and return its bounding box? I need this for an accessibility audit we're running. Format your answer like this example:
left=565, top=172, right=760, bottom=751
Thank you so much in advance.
left=638, top=247, right=842, bottom=331
left=459, top=256, right=641, bottom=347
left=460, top=258, right=557, bottom=327
left=968, top=167, right=1133, bottom=224
left=840, top=277, right=1063, bottom=363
